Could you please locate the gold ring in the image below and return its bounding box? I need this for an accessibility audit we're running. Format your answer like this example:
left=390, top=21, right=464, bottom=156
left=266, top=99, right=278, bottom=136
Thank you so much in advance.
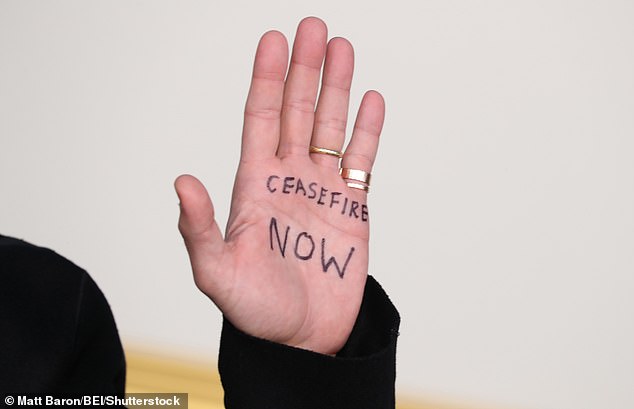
left=346, top=182, right=369, bottom=193
left=309, top=145, right=343, bottom=158
left=340, top=168, right=371, bottom=186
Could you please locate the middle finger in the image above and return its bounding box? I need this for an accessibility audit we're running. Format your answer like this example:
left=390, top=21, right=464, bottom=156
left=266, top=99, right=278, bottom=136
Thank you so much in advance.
left=277, top=17, right=327, bottom=158
left=309, top=37, right=354, bottom=168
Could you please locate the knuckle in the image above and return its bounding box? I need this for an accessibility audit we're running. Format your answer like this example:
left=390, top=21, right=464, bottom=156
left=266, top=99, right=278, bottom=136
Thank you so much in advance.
left=315, top=116, right=347, bottom=134
left=343, top=152, right=373, bottom=170
left=244, top=106, right=281, bottom=120
left=284, top=97, right=316, bottom=114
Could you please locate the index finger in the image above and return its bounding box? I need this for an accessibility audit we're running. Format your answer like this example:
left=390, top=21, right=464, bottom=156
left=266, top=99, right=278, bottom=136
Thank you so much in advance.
left=241, top=31, right=289, bottom=162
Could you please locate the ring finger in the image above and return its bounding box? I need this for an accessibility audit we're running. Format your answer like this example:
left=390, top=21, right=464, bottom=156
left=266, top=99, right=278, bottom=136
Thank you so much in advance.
left=340, top=91, right=385, bottom=193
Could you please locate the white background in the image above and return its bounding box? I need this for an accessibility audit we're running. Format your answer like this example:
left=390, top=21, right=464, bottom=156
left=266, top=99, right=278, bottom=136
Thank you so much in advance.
left=1, top=1, right=633, bottom=409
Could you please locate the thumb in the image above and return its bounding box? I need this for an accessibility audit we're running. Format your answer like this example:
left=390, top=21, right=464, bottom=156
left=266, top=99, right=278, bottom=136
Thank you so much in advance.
left=174, top=174, right=228, bottom=297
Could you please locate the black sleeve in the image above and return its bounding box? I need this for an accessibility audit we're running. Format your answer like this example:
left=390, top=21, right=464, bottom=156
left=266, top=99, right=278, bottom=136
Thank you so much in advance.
left=218, top=275, right=400, bottom=409
left=0, top=235, right=125, bottom=394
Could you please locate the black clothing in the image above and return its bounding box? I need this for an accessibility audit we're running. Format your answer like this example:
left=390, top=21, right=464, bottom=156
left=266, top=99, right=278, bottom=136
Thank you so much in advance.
left=0, top=235, right=400, bottom=408
left=219, top=276, right=400, bottom=409
left=0, top=235, right=125, bottom=393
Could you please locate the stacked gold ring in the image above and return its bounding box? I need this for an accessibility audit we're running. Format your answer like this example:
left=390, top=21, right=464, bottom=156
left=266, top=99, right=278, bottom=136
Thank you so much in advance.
left=308, top=145, right=372, bottom=193
left=340, top=168, right=371, bottom=193
left=340, top=168, right=371, bottom=185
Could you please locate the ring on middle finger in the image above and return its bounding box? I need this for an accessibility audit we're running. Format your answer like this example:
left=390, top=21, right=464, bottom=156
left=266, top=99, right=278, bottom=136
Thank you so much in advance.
left=309, top=145, right=343, bottom=159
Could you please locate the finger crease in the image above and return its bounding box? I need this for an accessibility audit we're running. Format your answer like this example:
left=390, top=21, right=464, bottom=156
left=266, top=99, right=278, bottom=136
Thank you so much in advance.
left=244, top=107, right=282, bottom=120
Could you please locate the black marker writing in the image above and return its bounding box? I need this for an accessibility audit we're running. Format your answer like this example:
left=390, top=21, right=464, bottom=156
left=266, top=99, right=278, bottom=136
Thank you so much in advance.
left=308, top=182, right=317, bottom=199
left=317, top=187, right=328, bottom=205
left=321, top=238, right=355, bottom=279
left=361, top=204, right=369, bottom=222
left=267, top=175, right=280, bottom=193
left=282, top=176, right=295, bottom=194
left=266, top=175, right=369, bottom=223
left=349, top=201, right=359, bottom=218
left=269, top=217, right=290, bottom=257
left=296, top=178, right=307, bottom=196
left=329, top=192, right=341, bottom=208
left=294, top=232, right=315, bottom=260
left=268, top=217, right=355, bottom=279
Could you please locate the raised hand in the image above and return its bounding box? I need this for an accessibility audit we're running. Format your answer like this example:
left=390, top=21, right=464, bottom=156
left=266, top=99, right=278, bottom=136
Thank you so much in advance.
left=175, top=17, right=385, bottom=355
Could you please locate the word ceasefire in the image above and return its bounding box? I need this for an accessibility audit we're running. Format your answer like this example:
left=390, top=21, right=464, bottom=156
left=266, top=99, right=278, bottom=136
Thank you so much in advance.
left=266, top=175, right=368, bottom=222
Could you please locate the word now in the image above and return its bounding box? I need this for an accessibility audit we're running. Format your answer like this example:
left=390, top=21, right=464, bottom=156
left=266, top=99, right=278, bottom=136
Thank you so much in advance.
left=269, top=217, right=355, bottom=279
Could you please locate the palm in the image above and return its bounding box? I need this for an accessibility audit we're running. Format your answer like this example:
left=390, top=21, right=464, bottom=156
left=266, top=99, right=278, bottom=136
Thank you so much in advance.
left=176, top=18, right=385, bottom=355
left=220, top=158, right=368, bottom=353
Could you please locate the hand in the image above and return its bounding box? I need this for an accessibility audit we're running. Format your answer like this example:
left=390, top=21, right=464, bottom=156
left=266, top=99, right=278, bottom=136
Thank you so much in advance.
left=175, top=17, right=385, bottom=355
